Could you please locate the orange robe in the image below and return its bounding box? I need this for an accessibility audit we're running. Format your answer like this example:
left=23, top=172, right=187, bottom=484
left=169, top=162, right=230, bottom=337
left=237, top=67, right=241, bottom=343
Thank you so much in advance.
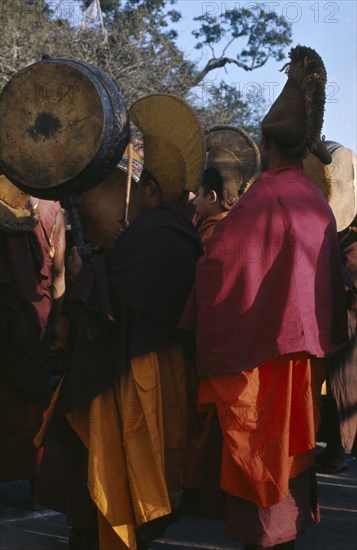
left=198, top=353, right=326, bottom=507
left=184, top=211, right=228, bottom=490
left=198, top=212, right=229, bottom=244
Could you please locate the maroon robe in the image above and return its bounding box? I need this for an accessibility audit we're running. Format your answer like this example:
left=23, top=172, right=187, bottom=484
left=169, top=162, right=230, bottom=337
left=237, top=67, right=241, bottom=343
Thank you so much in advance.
left=0, top=200, right=61, bottom=481
left=181, top=161, right=348, bottom=376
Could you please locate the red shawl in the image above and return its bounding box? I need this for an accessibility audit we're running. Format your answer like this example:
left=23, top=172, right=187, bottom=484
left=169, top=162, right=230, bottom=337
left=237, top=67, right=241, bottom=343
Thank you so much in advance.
left=181, top=161, right=348, bottom=376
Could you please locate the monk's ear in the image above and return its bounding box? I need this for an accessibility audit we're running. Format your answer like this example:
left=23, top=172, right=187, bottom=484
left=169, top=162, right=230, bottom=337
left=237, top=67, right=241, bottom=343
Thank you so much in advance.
left=148, top=180, right=160, bottom=197
left=209, top=190, right=218, bottom=204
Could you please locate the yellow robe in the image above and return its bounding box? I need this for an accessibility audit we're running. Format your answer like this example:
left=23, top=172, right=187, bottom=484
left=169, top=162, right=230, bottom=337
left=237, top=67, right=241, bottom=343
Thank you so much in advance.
left=36, top=344, right=187, bottom=550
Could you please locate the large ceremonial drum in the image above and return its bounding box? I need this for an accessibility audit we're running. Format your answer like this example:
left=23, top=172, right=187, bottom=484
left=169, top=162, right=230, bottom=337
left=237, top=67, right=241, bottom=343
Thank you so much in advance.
left=0, top=58, right=130, bottom=199
left=324, top=141, right=357, bottom=231
left=303, top=141, right=357, bottom=231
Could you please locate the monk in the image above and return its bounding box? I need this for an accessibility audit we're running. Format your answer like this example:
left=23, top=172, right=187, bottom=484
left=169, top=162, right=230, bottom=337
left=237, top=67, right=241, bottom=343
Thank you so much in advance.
left=0, top=177, right=65, bottom=499
left=194, top=164, right=236, bottom=243
left=35, top=94, right=205, bottom=550
left=317, top=219, right=357, bottom=471
left=195, top=127, right=259, bottom=244
left=183, top=127, right=260, bottom=503
left=181, top=46, right=348, bottom=550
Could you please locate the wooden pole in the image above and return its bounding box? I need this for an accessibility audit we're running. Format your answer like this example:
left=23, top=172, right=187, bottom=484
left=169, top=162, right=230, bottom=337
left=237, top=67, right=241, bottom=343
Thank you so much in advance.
left=123, top=142, right=133, bottom=228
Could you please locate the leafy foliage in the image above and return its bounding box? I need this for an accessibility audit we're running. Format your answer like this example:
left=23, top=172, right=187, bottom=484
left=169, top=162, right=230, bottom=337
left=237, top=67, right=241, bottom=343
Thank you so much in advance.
left=0, top=0, right=292, bottom=135
left=191, top=5, right=292, bottom=85
left=192, top=81, right=266, bottom=141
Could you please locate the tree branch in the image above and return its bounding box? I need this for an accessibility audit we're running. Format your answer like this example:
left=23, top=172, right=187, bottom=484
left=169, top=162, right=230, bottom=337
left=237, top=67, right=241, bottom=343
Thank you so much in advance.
left=192, top=55, right=271, bottom=87
left=222, top=35, right=239, bottom=56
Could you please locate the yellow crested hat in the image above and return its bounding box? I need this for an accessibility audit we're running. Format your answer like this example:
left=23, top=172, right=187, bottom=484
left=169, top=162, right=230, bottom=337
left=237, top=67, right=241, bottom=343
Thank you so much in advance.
left=129, top=94, right=205, bottom=196
left=205, top=126, right=260, bottom=195
left=0, top=175, right=38, bottom=233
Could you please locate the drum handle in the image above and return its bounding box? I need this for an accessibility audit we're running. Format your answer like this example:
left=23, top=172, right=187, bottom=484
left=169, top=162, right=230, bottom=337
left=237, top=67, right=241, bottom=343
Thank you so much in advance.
left=60, top=195, right=92, bottom=260
left=123, top=143, right=133, bottom=228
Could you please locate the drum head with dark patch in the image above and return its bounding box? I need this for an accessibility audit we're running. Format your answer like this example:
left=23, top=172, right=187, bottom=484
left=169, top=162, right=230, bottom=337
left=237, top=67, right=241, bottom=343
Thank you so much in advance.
left=0, top=59, right=129, bottom=199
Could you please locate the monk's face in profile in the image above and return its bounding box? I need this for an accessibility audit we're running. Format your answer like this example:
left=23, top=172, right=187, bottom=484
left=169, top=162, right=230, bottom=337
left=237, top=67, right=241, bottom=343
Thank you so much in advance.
left=194, top=185, right=219, bottom=221
left=137, top=170, right=165, bottom=211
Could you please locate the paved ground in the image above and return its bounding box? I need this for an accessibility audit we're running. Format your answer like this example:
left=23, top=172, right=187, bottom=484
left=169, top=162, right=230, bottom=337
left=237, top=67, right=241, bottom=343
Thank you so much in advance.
left=1, top=449, right=356, bottom=550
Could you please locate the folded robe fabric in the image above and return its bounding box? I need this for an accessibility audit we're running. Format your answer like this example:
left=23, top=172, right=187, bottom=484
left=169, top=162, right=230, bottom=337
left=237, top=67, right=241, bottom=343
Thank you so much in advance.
left=181, top=161, right=348, bottom=377
left=0, top=200, right=60, bottom=397
left=198, top=212, right=229, bottom=244
left=198, top=353, right=326, bottom=507
left=55, top=202, right=203, bottom=414
left=37, top=345, right=187, bottom=550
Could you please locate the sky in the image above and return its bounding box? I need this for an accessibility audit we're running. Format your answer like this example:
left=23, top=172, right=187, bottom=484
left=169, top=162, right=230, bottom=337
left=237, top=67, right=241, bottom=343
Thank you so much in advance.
left=174, top=0, right=357, bottom=151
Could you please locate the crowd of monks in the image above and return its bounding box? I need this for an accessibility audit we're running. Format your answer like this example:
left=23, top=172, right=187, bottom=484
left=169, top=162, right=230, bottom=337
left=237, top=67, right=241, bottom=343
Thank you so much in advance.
left=0, top=45, right=356, bottom=550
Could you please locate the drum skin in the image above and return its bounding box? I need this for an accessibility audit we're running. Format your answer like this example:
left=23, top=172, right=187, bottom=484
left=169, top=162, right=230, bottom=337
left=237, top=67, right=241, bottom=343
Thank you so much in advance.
left=324, top=141, right=356, bottom=232
left=0, top=58, right=130, bottom=200
left=303, top=141, right=356, bottom=232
